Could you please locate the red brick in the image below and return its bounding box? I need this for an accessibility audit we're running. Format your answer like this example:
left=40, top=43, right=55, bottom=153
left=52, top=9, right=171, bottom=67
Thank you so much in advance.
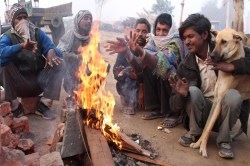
left=24, top=152, right=40, bottom=166
left=11, top=116, right=30, bottom=134
left=3, top=113, right=14, bottom=126
left=0, top=147, right=25, bottom=166
left=0, top=101, right=11, bottom=117
left=8, top=133, right=20, bottom=149
left=40, top=152, right=63, bottom=166
left=0, top=124, right=11, bottom=146
left=17, top=139, right=35, bottom=154
left=21, top=96, right=41, bottom=114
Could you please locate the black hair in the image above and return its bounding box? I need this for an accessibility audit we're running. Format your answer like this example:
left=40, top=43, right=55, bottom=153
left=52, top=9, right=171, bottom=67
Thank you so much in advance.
left=153, top=13, right=172, bottom=35
left=179, top=13, right=211, bottom=41
left=134, top=18, right=151, bottom=33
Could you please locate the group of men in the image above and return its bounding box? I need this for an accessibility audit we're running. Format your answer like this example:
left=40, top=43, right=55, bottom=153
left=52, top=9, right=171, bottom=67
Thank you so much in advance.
left=0, top=3, right=249, bottom=160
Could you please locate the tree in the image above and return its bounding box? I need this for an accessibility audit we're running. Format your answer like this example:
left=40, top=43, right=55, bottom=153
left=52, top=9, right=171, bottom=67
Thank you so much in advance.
left=122, top=17, right=137, bottom=28
left=151, top=0, right=174, bottom=15
left=232, top=0, right=244, bottom=32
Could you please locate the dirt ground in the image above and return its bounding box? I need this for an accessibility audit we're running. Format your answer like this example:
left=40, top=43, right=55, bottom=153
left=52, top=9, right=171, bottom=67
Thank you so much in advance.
left=28, top=30, right=250, bottom=166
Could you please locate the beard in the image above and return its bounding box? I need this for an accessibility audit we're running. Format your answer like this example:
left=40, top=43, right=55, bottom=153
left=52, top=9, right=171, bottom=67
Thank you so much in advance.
left=82, top=23, right=92, bottom=33
left=137, top=37, right=147, bottom=47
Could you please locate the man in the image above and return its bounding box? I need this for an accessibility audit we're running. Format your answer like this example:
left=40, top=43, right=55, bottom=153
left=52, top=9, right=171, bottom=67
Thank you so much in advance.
left=106, top=13, right=187, bottom=124
left=113, top=18, right=151, bottom=115
left=57, top=10, right=92, bottom=97
left=0, top=3, right=64, bottom=120
left=170, top=13, right=250, bottom=159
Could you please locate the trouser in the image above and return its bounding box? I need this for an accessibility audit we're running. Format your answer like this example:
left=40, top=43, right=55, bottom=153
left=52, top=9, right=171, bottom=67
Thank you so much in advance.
left=3, top=62, right=65, bottom=101
left=186, top=86, right=242, bottom=144
left=143, top=67, right=171, bottom=115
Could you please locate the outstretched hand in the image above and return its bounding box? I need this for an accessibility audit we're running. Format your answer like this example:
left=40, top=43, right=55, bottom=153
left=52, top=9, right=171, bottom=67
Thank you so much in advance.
left=169, top=75, right=189, bottom=97
left=105, top=31, right=143, bottom=56
left=205, top=58, right=235, bottom=73
left=20, top=39, right=37, bottom=53
left=45, top=49, right=63, bottom=68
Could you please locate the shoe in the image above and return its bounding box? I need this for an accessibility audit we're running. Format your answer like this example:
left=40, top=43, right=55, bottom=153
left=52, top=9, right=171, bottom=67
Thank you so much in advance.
left=36, top=101, right=56, bottom=120
left=158, top=116, right=182, bottom=128
left=218, top=142, right=234, bottom=159
left=12, top=104, right=24, bottom=118
left=123, top=106, right=135, bottom=115
left=178, top=133, right=200, bottom=147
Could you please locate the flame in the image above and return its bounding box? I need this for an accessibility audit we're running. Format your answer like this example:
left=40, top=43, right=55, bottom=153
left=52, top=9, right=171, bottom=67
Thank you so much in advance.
left=75, top=21, right=122, bottom=149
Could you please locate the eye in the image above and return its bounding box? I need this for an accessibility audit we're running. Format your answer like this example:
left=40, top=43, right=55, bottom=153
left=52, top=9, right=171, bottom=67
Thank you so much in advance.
left=221, top=39, right=227, bottom=44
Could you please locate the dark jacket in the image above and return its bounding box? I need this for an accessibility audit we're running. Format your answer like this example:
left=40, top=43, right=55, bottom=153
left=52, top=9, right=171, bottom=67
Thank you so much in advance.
left=170, top=41, right=250, bottom=133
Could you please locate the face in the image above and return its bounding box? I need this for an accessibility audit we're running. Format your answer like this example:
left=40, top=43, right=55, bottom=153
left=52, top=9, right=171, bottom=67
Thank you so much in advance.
left=182, top=28, right=208, bottom=54
left=155, top=23, right=170, bottom=36
left=13, top=13, right=28, bottom=28
left=134, top=23, right=149, bottom=46
left=79, top=14, right=92, bottom=33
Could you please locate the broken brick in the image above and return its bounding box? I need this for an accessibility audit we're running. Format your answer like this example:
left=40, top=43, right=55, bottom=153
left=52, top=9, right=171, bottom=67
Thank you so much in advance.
left=0, top=124, right=11, bottom=146
left=21, top=96, right=41, bottom=114
left=3, top=113, right=14, bottom=126
left=0, top=147, right=25, bottom=166
left=40, top=152, right=63, bottom=166
left=17, top=139, right=35, bottom=155
left=0, top=101, right=11, bottom=117
left=8, top=133, right=20, bottom=149
left=11, top=116, right=30, bottom=134
left=24, top=152, right=40, bottom=166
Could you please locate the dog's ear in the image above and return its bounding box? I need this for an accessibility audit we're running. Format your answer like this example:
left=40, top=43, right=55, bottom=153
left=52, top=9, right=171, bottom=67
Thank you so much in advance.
left=211, top=29, right=218, bottom=37
left=233, top=31, right=248, bottom=42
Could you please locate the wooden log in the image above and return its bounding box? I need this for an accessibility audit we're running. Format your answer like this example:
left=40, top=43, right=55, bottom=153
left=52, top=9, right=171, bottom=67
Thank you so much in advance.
left=84, top=126, right=115, bottom=166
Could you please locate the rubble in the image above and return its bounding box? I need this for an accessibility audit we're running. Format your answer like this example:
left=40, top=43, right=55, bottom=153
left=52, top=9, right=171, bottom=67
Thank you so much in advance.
left=40, top=152, right=64, bottom=166
left=24, top=152, right=40, bottom=166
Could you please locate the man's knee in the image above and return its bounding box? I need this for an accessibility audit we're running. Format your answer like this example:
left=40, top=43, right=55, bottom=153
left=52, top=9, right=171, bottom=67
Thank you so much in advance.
left=189, top=86, right=203, bottom=102
left=222, top=89, right=242, bottom=110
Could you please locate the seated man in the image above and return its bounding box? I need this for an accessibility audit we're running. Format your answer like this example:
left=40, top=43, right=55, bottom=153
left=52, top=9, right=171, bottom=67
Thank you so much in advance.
left=0, top=3, right=64, bottom=120
left=57, top=10, right=92, bottom=98
left=170, top=13, right=250, bottom=159
left=113, top=18, right=151, bottom=115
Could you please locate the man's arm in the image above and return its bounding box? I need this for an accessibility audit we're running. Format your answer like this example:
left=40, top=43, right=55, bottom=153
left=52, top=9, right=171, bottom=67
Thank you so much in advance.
left=0, top=35, right=22, bottom=66
left=38, top=29, right=62, bottom=57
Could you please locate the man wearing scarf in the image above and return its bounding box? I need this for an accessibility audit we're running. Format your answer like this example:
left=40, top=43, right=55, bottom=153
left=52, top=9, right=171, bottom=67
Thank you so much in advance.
left=0, top=3, right=64, bottom=120
left=57, top=10, right=92, bottom=98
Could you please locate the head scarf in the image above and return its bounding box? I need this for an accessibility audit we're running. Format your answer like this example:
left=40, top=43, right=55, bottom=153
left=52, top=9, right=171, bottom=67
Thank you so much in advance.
left=9, top=3, right=28, bottom=27
left=57, top=10, right=92, bottom=52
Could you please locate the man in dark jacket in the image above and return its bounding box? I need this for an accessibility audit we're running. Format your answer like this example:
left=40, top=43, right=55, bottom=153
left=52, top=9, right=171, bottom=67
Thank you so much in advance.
left=0, top=3, right=64, bottom=120
left=113, top=18, right=151, bottom=115
left=169, top=13, right=250, bottom=159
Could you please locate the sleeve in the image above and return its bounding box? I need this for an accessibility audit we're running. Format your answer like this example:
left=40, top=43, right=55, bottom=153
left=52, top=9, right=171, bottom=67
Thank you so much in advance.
left=231, top=46, right=250, bottom=74
left=38, top=29, right=62, bottom=57
left=152, top=39, right=186, bottom=80
left=0, top=35, right=22, bottom=66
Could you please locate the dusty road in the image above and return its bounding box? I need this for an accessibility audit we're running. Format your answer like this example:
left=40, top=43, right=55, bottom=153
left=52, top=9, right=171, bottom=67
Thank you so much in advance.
left=28, top=30, right=250, bottom=166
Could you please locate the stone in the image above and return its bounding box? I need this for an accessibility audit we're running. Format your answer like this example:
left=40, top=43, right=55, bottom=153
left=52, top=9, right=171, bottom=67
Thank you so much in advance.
left=8, top=133, right=20, bottom=149
left=3, top=113, right=14, bottom=126
left=24, top=152, right=40, bottom=166
left=40, top=152, right=64, bottom=166
left=17, top=139, right=35, bottom=154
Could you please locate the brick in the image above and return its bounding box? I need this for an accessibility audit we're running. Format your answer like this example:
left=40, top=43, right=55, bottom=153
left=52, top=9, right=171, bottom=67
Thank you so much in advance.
left=3, top=113, right=14, bottom=126
left=40, top=152, right=64, bottom=166
left=11, top=116, right=30, bottom=134
left=24, top=152, right=40, bottom=166
left=8, top=133, right=20, bottom=149
left=0, top=147, right=25, bottom=166
left=17, top=139, right=35, bottom=154
left=21, top=96, right=41, bottom=114
left=0, top=101, right=11, bottom=117
left=0, top=124, right=11, bottom=146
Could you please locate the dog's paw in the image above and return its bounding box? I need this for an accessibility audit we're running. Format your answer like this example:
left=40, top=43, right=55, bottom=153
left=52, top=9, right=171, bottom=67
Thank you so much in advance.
left=199, top=146, right=208, bottom=158
left=190, top=141, right=201, bottom=149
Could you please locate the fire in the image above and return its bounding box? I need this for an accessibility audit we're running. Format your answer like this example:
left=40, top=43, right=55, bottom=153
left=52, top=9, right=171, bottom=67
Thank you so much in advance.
left=75, top=21, right=122, bottom=149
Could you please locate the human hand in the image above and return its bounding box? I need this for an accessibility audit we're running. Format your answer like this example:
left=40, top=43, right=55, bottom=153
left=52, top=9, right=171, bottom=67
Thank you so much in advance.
left=169, top=75, right=189, bottom=97
left=45, top=49, right=63, bottom=68
left=114, top=65, right=125, bottom=76
left=20, top=39, right=37, bottom=53
left=128, top=68, right=137, bottom=80
left=127, top=31, right=143, bottom=57
left=105, top=37, right=128, bottom=54
left=205, top=58, right=235, bottom=73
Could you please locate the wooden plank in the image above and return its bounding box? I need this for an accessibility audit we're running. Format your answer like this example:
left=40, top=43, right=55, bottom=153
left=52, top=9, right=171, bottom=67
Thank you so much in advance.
left=122, top=151, right=173, bottom=166
left=84, top=126, right=115, bottom=166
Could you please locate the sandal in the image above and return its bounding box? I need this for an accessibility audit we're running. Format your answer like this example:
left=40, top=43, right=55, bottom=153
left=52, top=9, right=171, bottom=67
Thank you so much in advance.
left=142, top=112, right=164, bottom=120
left=158, top=116, right=182, bottom=128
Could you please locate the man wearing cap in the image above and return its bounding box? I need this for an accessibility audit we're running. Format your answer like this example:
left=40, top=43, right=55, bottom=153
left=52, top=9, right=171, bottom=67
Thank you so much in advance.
left=0, top=3, right=65, bottom=120
left=57, top=10, right=93, bottom=98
